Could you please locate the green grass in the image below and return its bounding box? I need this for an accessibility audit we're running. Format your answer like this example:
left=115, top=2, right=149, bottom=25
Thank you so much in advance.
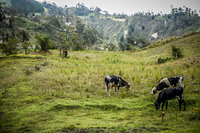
left=0, top=33, right=200, bottom=132
left=14, top=17, right=39, bottom=29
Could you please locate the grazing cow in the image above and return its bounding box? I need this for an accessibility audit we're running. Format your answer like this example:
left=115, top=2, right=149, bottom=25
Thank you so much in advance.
left=104, top=75, right=131, bottom=96
left=154, top=87, right=185, bottom=111
left=151, top=76, right=184, bottom=95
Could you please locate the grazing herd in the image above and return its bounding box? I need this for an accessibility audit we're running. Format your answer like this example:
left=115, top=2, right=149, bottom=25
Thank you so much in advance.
left=104, top=75, right=186, bottom=111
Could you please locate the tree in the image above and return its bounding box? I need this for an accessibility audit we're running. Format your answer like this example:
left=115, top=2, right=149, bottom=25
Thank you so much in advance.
left=0, top=38, right=19, bottom=55
left=127, top=36, right=135, bottom=45
left=118, top=42, right=124, bottom=52
left=17, top=30, right=30, bottom=42
left=71, top=33, right=85, bottom=51
left=35, top=35, right=51, bottom=52
left=94, top=6, right=101, bottom=18
left=108, top=43, right=115, bottom=51
left=22, top=41, right=31, bottom=55
left=76, top=20, right=84, bottom=35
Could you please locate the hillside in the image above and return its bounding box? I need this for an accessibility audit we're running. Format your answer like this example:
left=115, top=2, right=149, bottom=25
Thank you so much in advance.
left=0, top=31, right=200, bottom=132
left=0, top=0, right=200, bottom=51
left=85, top=10, right=200, bottom=46
left=0, top=0, right=100, bottom=51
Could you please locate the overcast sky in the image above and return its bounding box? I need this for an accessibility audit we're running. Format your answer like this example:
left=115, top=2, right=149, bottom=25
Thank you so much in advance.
left=36, top=0, right=200, bottom=15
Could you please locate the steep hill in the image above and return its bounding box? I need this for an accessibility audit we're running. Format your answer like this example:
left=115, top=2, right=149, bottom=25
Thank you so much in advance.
left=85, top=11, right=200, bottom=46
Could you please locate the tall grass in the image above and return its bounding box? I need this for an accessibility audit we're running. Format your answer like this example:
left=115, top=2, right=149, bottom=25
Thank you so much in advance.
left=0, top=33, right=200, bottom=132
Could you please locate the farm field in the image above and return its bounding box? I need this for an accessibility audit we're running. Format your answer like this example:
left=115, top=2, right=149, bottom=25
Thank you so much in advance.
left=0, top=33, right=200, bottom=132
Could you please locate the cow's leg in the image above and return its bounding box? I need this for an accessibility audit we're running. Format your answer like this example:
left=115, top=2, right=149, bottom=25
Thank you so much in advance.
left=178, top=99, right=182, bottom=110
left=106, top=83, right=111, bottom=96
left=180, top=94, right=186, bottom=110
left=183, top=99, right=186, bottom=110
left=179, top=95, right=185, bottom=111
left=161, top=101, right=166, bottom=110
left=114, top=87, right=117, bottom=94
left=107, top=87, right=110, bottom=96
left=166, top=101, right=168, bottom=110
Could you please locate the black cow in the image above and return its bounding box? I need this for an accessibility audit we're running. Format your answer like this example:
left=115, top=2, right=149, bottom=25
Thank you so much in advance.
left=154, top=87, right=185, bottom=111
left=104, top=75, right=131, bottom=96
left=151, top=76, right=184, bottom=95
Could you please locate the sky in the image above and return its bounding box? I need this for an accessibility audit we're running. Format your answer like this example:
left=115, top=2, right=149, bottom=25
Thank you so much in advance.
left=36, top=0, right=200, bottom=15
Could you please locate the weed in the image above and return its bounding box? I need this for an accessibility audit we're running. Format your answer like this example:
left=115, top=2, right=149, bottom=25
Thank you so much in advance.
left=119, top=69, right=124, bottom=76
left=25, top=67, right=33, bottom=75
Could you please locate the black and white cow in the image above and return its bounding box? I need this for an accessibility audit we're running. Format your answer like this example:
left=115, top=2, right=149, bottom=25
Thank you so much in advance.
left=154, top=87, right=185, bottom=111
left=151, top=76, right=184, bottom=95
left=104, top=75, right=131, bottom=96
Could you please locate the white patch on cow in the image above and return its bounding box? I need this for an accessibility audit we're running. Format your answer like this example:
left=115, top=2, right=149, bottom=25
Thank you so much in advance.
left=176, top=96, right=181, bottom=100
left=106, top=75, right=112, bottom=81
left=160, top=78, right=171, bottom=87
left=151, top=87, right=157, bottom=95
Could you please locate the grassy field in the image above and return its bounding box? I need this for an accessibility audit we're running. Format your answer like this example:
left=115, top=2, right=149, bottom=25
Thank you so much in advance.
left=0, top=33, right=200, bottom=132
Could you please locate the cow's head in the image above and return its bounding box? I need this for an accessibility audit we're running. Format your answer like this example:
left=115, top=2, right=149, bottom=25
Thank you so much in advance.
left=125, top=82, right=131, bottom=90
left=151, top=87, right=157, bottom=95
left=178, top=76, right=184, bottom=88
left=154, top=102, right=160, bottom=110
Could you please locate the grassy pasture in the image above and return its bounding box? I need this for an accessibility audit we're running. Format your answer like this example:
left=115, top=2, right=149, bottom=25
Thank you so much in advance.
left=0, top=34, right=200, bottom=132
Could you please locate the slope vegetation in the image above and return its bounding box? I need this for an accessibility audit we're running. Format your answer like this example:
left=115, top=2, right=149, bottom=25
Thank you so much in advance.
left=0, top=33, right=200, bottom=132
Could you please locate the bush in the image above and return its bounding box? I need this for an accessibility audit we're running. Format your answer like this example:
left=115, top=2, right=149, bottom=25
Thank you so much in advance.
left=158, top=57, right=172, bottom=64
left=35, top=35, right=51, bottom=52
left=171, top=45, right=183, bottom=60
left=0, top=39, right=19, bottom=55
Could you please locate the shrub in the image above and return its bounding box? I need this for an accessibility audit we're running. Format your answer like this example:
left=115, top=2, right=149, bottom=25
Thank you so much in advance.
left=158, top=57, right=172, bottom=64
left=0, top=39, right=19, bottom=55
left=171, top=45, right=184, bottom=60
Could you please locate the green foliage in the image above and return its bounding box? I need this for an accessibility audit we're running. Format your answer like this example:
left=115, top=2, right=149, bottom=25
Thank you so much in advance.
left=171, top=45, right=184, bottom=60
left=76, top=20, right=98, bottom=46
left=85, top=6, right=200, bottom=46
left=16, top=30, right=30, bottom=42
left=0, top=38, right=18, bottom=55
left=35, top=35, right=51, bottom=52
left=158, top=57, right=172, bottom=64
left=10, top=0, right=44, bottom=16
left=42, top=1, right=65, bottom=15
left=108, top=43, right=115, bottom=51
left=22, top=41, right=31, bottom=55
left=48, top=17, right=61, bottom=28
left=118, top=42, right=124, bottom=51
left=127, top=36, right=135, bottom=45
left=71, top=35, right=85, bottom=51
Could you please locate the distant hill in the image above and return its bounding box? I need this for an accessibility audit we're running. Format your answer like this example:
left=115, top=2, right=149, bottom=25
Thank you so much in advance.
left=0, top=0, right=100, bottom=51
left=0, top=0, right=200, bottom=50
left=0, top=0, right=44, bottom=15
left=84, top=8, right=200, bottom=47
